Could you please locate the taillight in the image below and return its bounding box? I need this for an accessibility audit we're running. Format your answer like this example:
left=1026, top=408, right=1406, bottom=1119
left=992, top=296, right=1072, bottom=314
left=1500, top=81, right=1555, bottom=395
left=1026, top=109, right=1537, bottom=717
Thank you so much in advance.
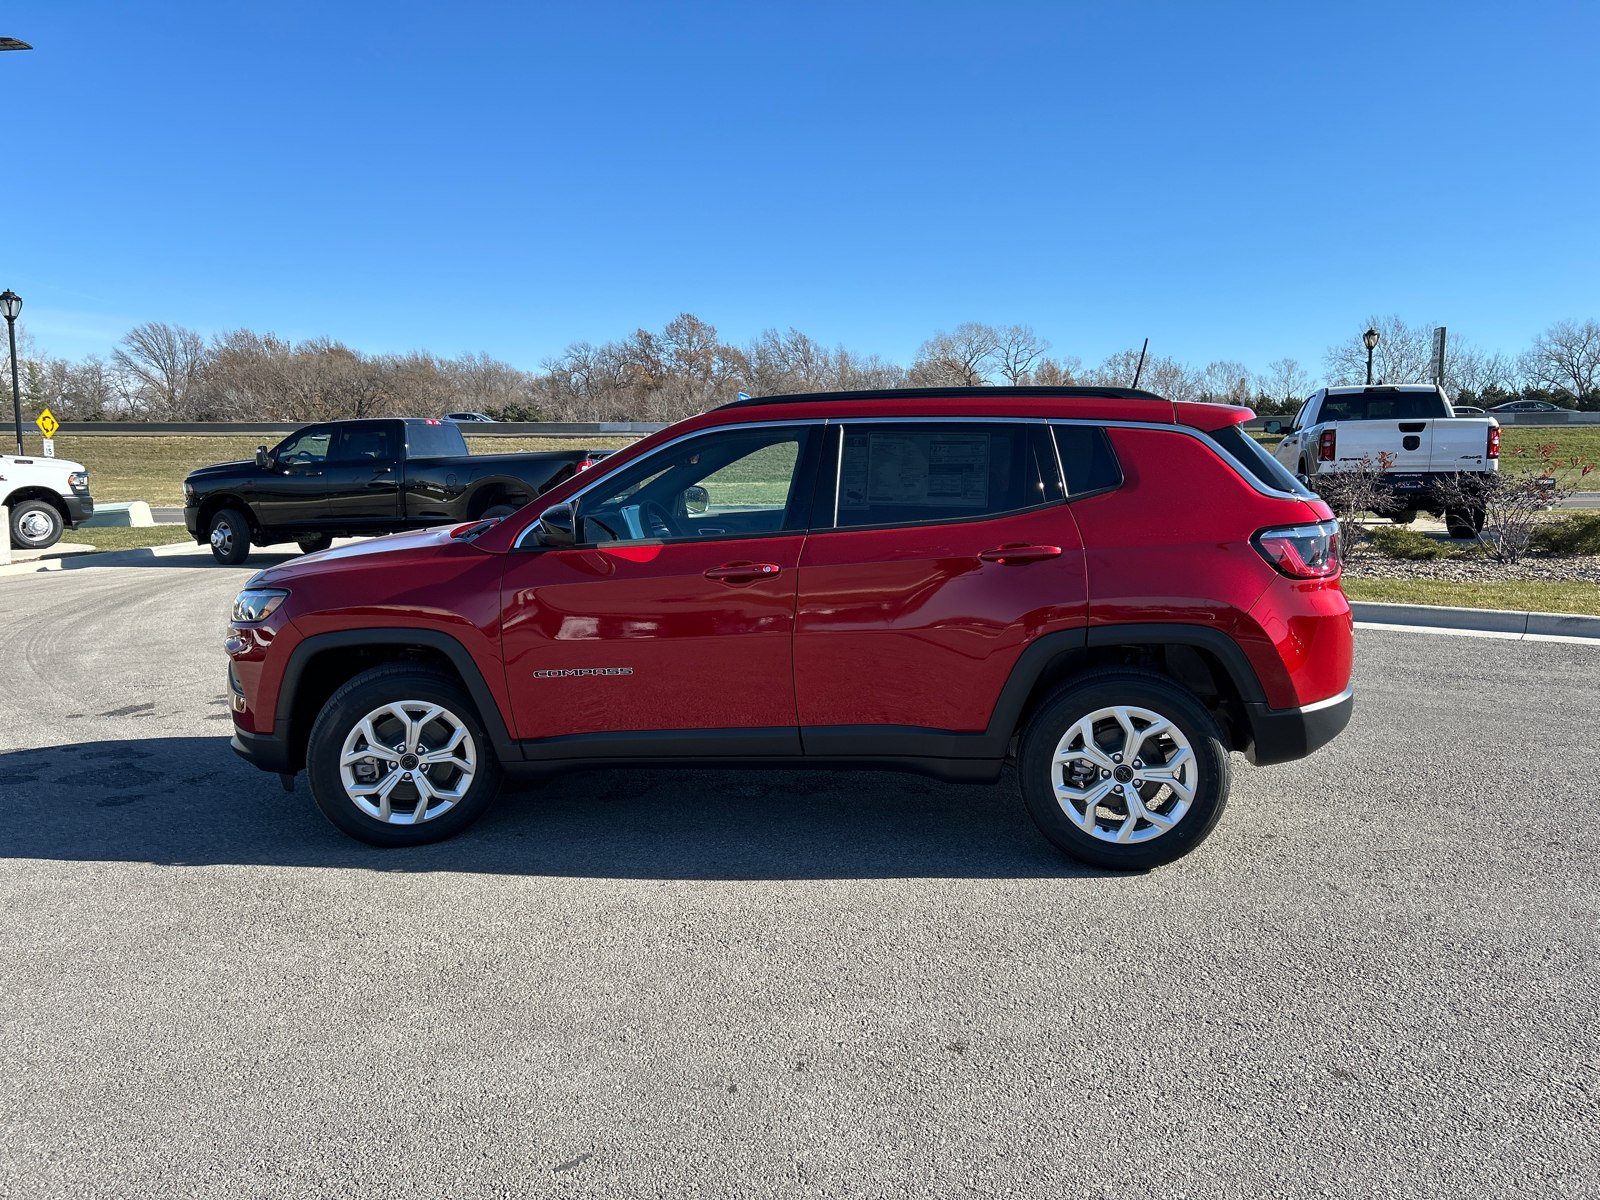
left=1487, top=426, right=1500, bottom=459
left=1252, top=521, right=1340, bottom=579
left=1318, top=429, right=1337, bottom=462
left=575, top=458, right=595, bottom=472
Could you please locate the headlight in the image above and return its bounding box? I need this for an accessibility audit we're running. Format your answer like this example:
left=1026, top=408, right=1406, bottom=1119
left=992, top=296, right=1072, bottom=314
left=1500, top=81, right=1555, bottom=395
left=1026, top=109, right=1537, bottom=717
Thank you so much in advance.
left=183, top=479, right=196, bottom=496
left=232, top=588, right=289, bottom=622
left=68, top=472, right=89, bottom=491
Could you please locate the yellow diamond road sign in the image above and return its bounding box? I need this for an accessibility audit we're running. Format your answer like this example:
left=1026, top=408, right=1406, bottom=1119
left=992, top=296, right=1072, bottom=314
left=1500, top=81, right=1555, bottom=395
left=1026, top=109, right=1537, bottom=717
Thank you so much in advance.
left=36, top=409, right=58, bottom=438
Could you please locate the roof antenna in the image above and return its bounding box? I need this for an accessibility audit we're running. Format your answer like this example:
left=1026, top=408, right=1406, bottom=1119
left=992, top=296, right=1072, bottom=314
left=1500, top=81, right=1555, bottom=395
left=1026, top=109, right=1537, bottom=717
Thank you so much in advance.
left=1131, top=338, right=1148, bottom=389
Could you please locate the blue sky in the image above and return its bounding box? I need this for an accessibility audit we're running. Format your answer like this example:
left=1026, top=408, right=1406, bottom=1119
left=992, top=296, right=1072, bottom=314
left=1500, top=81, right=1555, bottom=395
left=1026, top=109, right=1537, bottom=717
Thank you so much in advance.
left=3, top=2, right=1594, bottom=379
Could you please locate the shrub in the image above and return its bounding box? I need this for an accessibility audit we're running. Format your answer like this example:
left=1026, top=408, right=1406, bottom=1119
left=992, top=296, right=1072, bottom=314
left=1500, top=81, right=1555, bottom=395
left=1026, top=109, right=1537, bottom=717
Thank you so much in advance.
left=1531, top=513, right=1600, bottom=556
left=1369, top=526, right=1458, bottom=561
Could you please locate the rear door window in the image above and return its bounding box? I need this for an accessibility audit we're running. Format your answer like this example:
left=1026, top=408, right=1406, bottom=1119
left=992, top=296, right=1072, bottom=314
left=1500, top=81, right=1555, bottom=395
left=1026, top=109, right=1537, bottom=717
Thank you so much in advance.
left=332, top=422, right=401, bottom=462
left=830, top=423, right=1060, bottom=529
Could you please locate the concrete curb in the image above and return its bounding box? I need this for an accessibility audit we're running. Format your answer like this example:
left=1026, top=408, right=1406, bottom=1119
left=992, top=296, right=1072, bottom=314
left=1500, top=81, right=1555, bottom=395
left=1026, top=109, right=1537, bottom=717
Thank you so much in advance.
left=0, top=539, right=209, bottom=579
left=1351, top=600, right=1600, bottom=643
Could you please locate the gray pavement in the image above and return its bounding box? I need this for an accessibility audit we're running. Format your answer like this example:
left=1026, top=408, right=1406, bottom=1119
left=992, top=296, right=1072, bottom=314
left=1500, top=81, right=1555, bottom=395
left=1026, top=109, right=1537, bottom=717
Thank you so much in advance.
left=0, top=556, right=1596, bottom=1198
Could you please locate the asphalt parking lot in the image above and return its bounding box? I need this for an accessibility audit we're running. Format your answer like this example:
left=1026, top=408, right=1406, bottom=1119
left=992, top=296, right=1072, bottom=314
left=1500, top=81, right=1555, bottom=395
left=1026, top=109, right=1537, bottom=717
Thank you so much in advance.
left=1, top=555, right=1596, bottom=1199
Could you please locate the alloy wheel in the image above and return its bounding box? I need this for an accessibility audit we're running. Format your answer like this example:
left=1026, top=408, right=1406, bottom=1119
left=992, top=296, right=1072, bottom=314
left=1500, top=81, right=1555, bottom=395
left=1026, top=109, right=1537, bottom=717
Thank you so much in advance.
left=1051, top=705, right=1196, bottom=844
left=338, top=700, right=478, bottom=824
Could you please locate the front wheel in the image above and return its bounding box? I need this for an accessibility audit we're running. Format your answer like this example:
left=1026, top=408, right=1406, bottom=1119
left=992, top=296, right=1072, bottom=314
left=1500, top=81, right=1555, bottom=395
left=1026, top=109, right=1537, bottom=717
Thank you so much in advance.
left=1017, top=669, right=1231, bottom=870
left=305, top=665, right=503, bottom=847
left=9, top=500, right=64, bottom=550
left=296, top=532, right=334, bottom=554
left=209, top=508, right=252, bottom=564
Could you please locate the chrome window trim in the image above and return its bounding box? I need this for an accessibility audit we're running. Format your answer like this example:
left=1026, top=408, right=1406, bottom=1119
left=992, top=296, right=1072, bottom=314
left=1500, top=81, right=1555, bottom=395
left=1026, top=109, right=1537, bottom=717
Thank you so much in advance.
left=512, top=419, right=819, bottom=548
left=1051, top=419, right=1313, bottom=502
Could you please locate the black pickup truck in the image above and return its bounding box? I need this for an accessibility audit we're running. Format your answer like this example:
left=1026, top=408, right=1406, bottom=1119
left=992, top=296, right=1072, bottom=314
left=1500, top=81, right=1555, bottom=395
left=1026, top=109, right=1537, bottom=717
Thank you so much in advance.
left=184, top=418, right=611, bottom=563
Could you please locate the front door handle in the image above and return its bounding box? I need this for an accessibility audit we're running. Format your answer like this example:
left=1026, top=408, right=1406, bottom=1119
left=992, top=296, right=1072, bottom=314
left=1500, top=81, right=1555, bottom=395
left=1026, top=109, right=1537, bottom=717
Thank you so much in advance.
left=979, top=544, right=1062, bottom=564
left=372, top=465, right=393, bottom=474
left=704, top=561, right=781, bottom=584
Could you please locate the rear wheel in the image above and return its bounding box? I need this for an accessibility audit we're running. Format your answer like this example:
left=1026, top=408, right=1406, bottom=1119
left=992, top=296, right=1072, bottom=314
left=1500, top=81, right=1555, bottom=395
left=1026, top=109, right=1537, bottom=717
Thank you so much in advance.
left=305, top=665, right=503, bottom=847
left=296, top=532, right=334, bottom=554
left=482, top=504, right=518, bottom=520
left=9, top=500, right=64, bottom=550
left=1445, top=505, right=1485, bottom=538
left=208, top=508, right=252, bottom=564
left=1017, top=669, right=1231, bottom=870
left=1389, top=509, right=1418, bottom=525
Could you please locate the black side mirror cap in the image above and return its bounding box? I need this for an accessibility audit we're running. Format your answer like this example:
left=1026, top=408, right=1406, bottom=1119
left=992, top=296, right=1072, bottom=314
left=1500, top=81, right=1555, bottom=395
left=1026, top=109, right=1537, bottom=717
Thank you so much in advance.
left=536, top=502, right=576, bottom=548
left=255, top=445, right=272, bottom=469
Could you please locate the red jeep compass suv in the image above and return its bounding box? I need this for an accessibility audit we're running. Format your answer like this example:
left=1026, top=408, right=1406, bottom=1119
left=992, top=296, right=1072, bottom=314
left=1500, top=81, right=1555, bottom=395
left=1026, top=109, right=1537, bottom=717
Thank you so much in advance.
left=226, top=388, right=1353, bottom=869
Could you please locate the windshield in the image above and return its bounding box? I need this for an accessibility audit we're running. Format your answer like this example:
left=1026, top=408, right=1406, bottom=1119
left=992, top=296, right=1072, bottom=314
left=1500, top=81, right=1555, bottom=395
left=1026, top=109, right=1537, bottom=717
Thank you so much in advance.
left=1318, top=390, right=1451, bottom=422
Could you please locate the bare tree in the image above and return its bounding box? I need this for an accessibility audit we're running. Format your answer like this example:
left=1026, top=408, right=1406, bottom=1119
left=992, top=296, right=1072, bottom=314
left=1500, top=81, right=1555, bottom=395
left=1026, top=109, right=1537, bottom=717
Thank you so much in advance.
left=911, top=323, right=1002, bottom=386
left=1323, top=315, right=1433, bottom=386
left=993, top=324, right=1051, bottom=384
left=1028, top=356, right=1082, bottom=387
left=1198, top=360, right=1253, bottom=405
left=1254, top=358, right=1311, bottom=409
left=1520, top=319, right=1600, bottom=401
left=113, top=322, right=209, bottom=418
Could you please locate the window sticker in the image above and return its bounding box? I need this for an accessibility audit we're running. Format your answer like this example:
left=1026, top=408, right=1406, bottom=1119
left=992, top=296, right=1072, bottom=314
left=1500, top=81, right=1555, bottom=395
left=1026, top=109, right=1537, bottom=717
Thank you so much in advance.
left=840, top=433, right=990, bottom=509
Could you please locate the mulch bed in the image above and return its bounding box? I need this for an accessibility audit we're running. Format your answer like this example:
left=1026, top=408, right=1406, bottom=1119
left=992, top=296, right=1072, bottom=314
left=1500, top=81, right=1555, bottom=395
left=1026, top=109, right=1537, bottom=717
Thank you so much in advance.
left=1342, top=545, right=1600, bottom=583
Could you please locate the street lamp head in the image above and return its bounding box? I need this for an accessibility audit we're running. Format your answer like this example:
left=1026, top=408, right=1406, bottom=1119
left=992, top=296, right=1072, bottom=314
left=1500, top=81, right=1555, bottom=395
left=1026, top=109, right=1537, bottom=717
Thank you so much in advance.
left=0, top=38, right=34, bottom=51
left=0, top=290, right=19, bottom=321
left=1362, top=328, right=1380, bottom=350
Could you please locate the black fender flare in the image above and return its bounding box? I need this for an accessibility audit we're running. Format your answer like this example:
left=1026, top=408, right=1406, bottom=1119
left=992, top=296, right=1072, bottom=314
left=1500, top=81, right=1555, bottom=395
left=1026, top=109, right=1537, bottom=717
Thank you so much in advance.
left=275, top=627, right=521, bottom=764
left=982, top=622, right=1269, bottom=746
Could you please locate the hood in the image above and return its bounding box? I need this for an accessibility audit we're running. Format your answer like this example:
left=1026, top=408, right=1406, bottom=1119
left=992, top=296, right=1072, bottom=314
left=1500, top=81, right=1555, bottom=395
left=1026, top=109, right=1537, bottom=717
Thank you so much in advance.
left=186, top=459, right=257, bottom=479
left=248, top=525, right=471, bottom=586
left=1, top=454, right=87, bottom=472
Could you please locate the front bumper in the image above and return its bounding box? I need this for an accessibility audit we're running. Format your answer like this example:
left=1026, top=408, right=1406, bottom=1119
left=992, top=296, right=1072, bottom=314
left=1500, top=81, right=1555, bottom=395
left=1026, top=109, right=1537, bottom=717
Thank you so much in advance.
left=63, top=493, right=94, bottom=526
left=1243, top=683, right=1354, bottom=766
left=231, top=725, right=293, bottom=775
left=184, top=501, right=200, bottom=536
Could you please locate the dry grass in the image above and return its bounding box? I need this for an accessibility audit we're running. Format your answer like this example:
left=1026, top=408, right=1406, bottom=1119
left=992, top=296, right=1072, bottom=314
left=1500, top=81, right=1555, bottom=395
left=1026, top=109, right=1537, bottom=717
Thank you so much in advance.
left=10, top=433, right=639, bottom=506
left=58, top=525, right=196, bottom=550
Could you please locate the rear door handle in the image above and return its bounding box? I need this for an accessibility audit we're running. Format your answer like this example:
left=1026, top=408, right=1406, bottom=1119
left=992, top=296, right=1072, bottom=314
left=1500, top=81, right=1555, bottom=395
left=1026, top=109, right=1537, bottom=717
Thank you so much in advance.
left=704, top=561, right=782, bottom=584
left=979, top=544, right=1062, bottom=564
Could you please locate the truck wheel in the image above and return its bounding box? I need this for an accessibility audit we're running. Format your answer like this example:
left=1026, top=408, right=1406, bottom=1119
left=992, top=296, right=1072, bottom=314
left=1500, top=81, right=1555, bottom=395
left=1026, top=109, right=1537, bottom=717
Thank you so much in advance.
left=1390, top=509, right=1419, bottom=525
left=208, top=508, right=252, bottom=565
left=9, top=500, right=64, bottom=550
left=1445, top=506, right=1485, bottom=538
left=305, top=665, right=503, bottom=847
left=296, top=533, right=334, bottom=554
left=1017, top=668, right=1231, bottom=871
left=482, top=504, right=518, bottom=520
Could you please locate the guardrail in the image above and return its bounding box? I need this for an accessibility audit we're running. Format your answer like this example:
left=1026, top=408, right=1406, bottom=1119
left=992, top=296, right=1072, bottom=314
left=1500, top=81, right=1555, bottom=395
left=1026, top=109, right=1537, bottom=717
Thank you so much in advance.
left=1244, top=411, right=1600, bottom=429
left=47, top=421, right=669, bottom=439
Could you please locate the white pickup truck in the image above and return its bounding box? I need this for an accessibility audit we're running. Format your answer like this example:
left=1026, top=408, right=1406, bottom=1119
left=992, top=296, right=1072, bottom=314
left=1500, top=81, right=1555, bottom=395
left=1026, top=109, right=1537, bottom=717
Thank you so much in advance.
left=1, top=452, right=95, bottom=549
left=1267, top=384, right=1499, bottom=537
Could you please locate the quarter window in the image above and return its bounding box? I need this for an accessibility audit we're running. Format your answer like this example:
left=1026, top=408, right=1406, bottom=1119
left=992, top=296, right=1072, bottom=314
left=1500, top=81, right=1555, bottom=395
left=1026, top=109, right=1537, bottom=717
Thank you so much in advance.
left=1052, top=425, right=1122, bottom=496
left=831, top=423, right=1059, bottom=529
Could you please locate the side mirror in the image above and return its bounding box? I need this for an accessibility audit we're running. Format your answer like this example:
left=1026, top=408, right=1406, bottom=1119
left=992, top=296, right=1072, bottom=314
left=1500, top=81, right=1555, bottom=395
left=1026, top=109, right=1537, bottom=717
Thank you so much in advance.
left=1295, top=472, right=1311, bottom=487
left=255, top=445, right=272, bottom=469
left=536, top=502, right=576, bottom=548
left=683, top=485, right=710, bottom=515
left=1262, top=420, right=1282, bottom=434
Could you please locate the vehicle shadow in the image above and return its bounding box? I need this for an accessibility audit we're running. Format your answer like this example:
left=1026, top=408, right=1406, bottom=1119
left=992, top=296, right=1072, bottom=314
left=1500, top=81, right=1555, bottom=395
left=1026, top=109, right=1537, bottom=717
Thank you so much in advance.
left=43, top=549, right=311, bottom=571
left=0, top=737, right=1105, bottom=880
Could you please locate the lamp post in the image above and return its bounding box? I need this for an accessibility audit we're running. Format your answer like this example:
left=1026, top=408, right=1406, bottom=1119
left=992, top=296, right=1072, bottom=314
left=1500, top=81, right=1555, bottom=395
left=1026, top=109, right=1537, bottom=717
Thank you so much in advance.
left=1363, top=328, right=1380, bottom=386
left=2, top=290, right=22, bottom=455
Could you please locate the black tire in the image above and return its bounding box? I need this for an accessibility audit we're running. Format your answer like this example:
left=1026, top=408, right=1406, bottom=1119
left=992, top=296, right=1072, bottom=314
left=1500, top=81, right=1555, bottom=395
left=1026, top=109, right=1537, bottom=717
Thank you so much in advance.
left=1017, top=668, right=1231, bottom=871
left=9, top=499, right=64, bottom=550
left=482, top=504, right=518, bottom=520
left=1444, top=506, right=1485, bottom=539
left=208, top=508, right=252, bottom=565
left=1389, top=509, right=1419, bottom=525
left=305, top=665, right=503, bottom=847
left=296, top=532, right=334, bottom=554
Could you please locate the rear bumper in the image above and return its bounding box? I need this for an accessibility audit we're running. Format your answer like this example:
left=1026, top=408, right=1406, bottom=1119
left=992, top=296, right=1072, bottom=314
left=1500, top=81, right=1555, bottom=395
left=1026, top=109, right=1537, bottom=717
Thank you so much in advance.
left=1243, top=684, right=1354, bottom=766
left=231, top=724, right=292, bottom=775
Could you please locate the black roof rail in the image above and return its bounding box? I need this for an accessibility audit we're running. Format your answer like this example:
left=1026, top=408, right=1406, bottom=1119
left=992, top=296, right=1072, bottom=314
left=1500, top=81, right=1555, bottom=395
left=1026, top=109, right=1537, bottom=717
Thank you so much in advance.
left=717, top=385, right=1170, bottom=410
